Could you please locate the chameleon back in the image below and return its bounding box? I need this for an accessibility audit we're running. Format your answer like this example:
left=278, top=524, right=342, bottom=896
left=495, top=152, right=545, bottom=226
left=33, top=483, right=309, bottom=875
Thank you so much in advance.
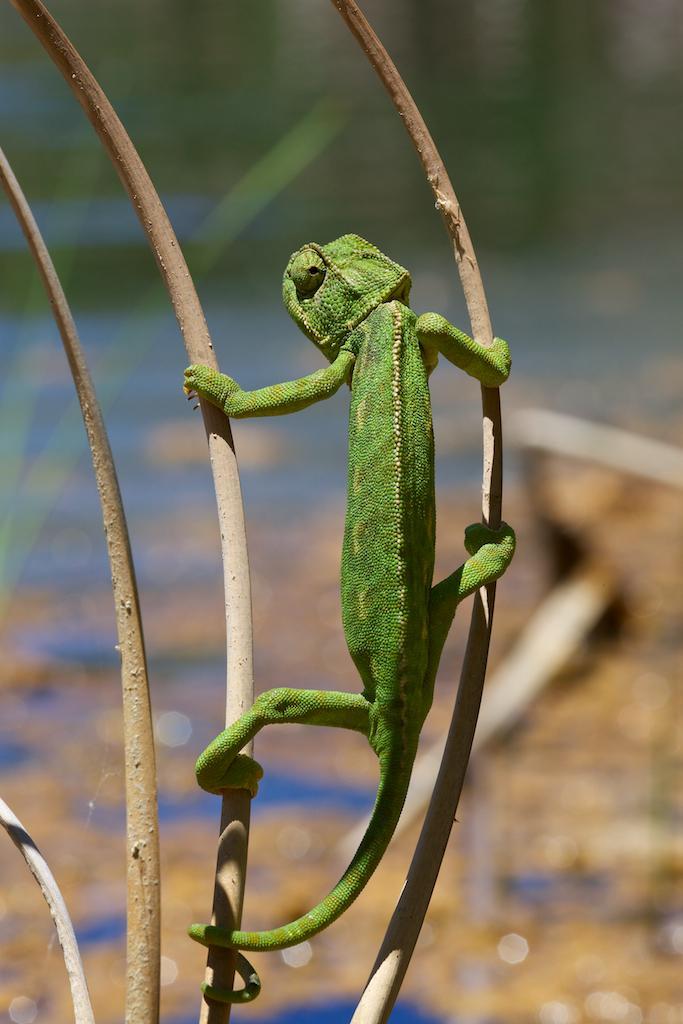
left=341, top=300, right=435, bottom=745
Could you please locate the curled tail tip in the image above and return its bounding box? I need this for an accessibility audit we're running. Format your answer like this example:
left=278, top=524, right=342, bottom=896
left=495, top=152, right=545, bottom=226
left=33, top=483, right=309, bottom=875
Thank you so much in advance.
left=190, top=925, right=262, bottom=1002
left=199, top=954, right=261, bottom=1005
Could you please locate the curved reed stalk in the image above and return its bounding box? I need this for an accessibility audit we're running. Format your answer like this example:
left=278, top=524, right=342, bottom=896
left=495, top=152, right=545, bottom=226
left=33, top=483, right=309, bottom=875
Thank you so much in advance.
left=329, top=3, right=505, bottom=1021
left=0, top=795, right=96, bottom=1024
left=0, top=143, right=160, bottom=1022
left=8, top=2, right=254, bottom=1020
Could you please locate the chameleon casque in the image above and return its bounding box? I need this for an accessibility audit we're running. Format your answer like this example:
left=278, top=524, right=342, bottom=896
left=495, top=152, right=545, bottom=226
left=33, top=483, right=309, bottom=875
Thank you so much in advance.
left=183, top=234, right=515, bottom=1002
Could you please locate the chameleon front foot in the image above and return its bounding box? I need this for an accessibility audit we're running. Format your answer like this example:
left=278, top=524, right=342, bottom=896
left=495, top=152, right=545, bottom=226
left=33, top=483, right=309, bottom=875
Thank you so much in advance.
left=183, top=364, right=240, bottom=411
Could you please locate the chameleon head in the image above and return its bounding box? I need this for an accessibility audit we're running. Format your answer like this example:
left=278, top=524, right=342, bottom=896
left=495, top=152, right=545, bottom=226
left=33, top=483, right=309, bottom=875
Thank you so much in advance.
left=282, top=234, right=411, bottom=361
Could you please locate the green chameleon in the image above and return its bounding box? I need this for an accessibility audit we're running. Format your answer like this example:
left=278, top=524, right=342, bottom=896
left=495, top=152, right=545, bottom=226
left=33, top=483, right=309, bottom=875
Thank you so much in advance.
left=183, top=234, right=515, bottom=1003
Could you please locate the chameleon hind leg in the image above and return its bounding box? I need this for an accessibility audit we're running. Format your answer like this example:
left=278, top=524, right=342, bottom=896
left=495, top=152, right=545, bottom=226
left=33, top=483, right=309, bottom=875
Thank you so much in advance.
left=423, top=522, right=516, bottom=705
left=192, top=688, right=371, bottom=1004
left=195, top=687, right=371, bottom=796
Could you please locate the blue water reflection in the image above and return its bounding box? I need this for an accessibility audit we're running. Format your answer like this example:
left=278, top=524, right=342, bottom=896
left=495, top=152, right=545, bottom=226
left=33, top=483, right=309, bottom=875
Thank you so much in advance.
left=88, top=772, right=373, bottom=830
left=0, top=736, right=32, bottom=771
left=167, top=999, right=445, bottom=1024
left=75, top=914, right=126, bottom=947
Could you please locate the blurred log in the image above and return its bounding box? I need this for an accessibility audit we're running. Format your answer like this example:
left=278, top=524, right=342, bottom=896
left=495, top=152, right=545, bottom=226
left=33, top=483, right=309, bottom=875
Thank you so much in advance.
left=340, top=408, right=666, bottom=857
left=513, top=408, right=683, bottom=488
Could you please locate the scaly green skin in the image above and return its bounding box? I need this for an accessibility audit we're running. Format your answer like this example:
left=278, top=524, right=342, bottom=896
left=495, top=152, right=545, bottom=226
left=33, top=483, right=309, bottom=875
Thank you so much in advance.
left=183, top=235, right=515, bottom=1003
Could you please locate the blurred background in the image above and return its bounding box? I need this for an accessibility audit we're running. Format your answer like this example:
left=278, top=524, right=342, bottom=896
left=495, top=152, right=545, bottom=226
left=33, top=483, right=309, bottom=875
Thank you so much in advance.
left=0, top=2, right=682, bottom=1022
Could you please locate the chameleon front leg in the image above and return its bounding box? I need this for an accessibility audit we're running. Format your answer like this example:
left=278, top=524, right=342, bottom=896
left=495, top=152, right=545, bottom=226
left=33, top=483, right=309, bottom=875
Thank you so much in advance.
left=416, top=312, right=511, bottom=387
left=184, top=348, right=355, bottom=418
left=424, top=521, right=516, bottom=701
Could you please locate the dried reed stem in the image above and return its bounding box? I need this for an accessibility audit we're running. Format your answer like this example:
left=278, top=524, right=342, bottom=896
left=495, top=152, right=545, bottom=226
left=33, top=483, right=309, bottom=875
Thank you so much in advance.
left=330, top=3, right=505, bottom=1021
left=0, top=795, right=96, bottom=1024
left=8, top=3, right=254, bottom=1020
left=0, top=142, right=160, bottom=1022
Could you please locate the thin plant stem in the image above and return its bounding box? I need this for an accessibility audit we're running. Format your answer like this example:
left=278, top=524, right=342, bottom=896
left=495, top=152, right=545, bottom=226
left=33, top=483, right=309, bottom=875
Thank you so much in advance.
left=1, top=794, right=96, bottom=1024
left=8, top=2, right=254, bottom=1019
left=329, top=3, right=505, bottom=1021
left=0, top=143, right=160, bottom=1023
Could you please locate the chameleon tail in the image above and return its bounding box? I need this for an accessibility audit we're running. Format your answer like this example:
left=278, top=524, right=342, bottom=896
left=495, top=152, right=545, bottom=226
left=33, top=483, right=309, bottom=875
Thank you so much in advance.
left=199, top=953, right=261, bottom=1005
left=189, top=758, right=411, bottom=960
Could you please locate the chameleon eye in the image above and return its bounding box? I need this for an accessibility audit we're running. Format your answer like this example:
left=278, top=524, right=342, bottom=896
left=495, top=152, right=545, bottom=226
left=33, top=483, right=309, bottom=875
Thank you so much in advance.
left=290, top=251, right=326, bottom=297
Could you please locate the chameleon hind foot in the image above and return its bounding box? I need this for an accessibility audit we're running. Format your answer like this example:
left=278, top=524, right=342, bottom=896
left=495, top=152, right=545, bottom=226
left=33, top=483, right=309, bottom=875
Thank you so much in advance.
left=462, top=521, right=516, bottom=584
left=430, top=520, right=515, bottom=622
left=195, top=686, right=370, bottom=799
left=196, top=951, right=261, bottom=1005
left=464, top=520, right=516, bottom=561
left=196, top=751, right=264, bottom=798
